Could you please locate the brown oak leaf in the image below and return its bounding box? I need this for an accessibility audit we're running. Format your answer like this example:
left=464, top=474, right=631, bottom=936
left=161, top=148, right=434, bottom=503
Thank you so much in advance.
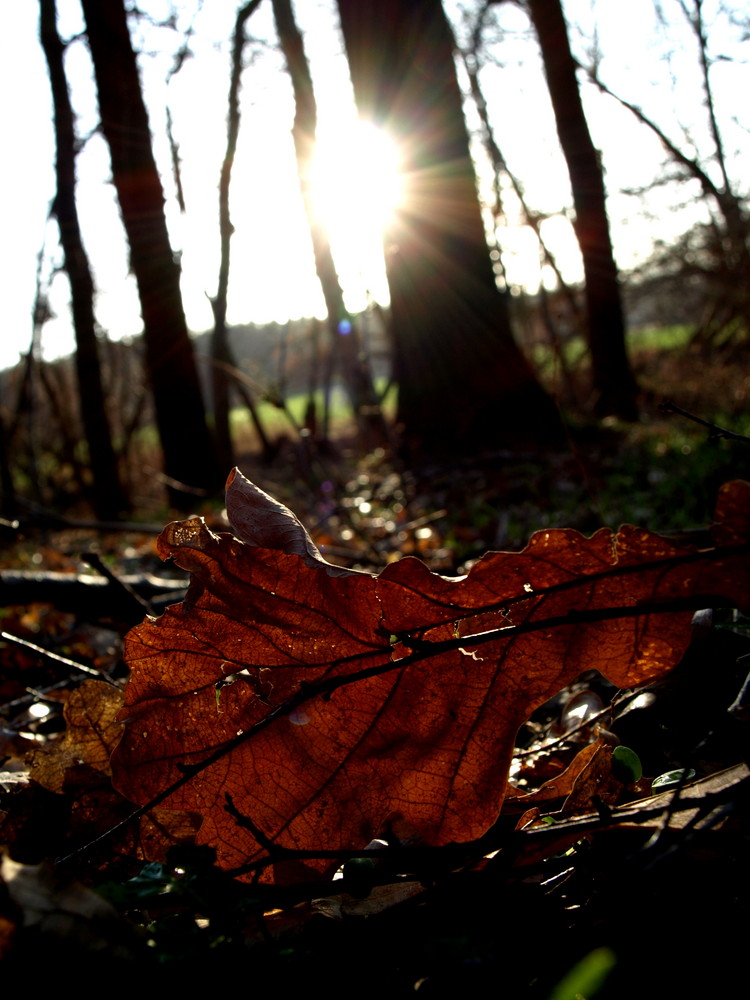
left=110, top=471, right=750, bottom=880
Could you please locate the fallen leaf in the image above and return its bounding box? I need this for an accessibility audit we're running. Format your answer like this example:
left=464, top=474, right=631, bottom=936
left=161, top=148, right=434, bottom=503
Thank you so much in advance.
left=561, top=741, right=620, bottom=812
left=27, top=680, right=199, bottom=867
left=505, top=740, right=608, bottom=813
left=28, top=680, right=123, bottom=792
left=110, top=473, right=750, bottom=879
left=514, top=762, right=750, bottom=866
left=1, top=855, right=136, bottom=961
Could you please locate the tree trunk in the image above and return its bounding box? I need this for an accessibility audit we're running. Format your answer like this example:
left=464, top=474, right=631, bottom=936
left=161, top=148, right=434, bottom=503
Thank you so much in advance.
left=527, top=0, right=638, bottom=420
left=39, top=0, right=129, bottom=519
left=0, top=412, right=17, bottom=521
left=273, top=0, right=387, bottom=451
left=336, top=0, right=563, bottom=462
left=80, top=0, right=219, bottom=507
left=210, top=0, right=264, bottom=475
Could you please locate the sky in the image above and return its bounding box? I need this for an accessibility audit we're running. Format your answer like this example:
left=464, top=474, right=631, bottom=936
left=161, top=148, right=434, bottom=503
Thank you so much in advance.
left=1, top=0, right=747, bottom=372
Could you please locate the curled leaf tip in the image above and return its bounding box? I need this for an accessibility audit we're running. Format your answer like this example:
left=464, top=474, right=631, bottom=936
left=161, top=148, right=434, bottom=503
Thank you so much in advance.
left=225, top=467, right=360, bottom=576
left=156, top=516, right=213, bottom=560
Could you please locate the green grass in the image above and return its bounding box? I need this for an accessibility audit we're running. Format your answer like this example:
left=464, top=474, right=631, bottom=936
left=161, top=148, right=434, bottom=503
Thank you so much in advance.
left=528, top=324, right=696, bottom=378
left=591, top=423, right=750, bottom=531
left=528, top=334, right=588, bottom=376
left=229, top=380, right=396, bottom=446
left=229, top=385, right=355, bottom=440
left=626, top=324, right=694, bottom=352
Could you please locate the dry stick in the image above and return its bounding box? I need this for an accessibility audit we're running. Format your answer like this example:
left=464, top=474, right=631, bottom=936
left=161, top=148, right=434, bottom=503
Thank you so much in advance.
left=80, top=551, right=150, bottom=613
left=55, top=537, right=749, bottom=868
left=659, top=399, right=750, bottom=444
left=229, top=767, right=749, bottom=882
left=642, top=801, right=737, bottom=875
left=7, top=492, right=164, bottom=533
left=512, top=688, right=646, bottom=760
left=0, top=631, right=121, bottom=688
left=1, top=678, right=85, bottom=714
left=641, top=761, right=704, bottom=859
left=224, top=790, right=498, bottom=881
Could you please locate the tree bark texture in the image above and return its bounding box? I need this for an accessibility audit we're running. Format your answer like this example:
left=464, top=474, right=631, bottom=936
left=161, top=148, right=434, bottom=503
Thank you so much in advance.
left=80, top=0, right=219, bottom=506
left=527, top=0, right=638, bottom=420
left=39, top=0, right=129, bottom=519
left=337, top=0, right=562, bottom=461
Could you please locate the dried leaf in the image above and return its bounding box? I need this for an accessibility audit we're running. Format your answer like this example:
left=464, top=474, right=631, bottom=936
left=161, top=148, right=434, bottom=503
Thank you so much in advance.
left=29, top=680, right=123, bottom=792
left=505, top=740, right=608, bottom=812
left=110, top=473, right=750, bottom=879
left=27, top=680, right=199, bottom=867
left=1, top=855, right=135, bottom=960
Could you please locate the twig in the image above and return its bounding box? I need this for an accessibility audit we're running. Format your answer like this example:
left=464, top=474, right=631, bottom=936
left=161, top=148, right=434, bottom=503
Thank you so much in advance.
left=0, top=630, right=121, bottom=687
left=224, top=794, right=279, bottom=854
left=659, top=399, right=750, bottom=444
left=80, top=552, right=151, bottom=613
left=0, top=568, right=187, bottom=623
left=7, top=492, right=165, bottom=533
left=229, top=766, right=749, bottom=881
left=513, top=688, right=645, bottom=759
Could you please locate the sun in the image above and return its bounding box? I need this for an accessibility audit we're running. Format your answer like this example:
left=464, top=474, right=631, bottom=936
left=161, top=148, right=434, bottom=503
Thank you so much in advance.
left=305, top=120, right=403, bottom=311
left=311, top=121, right=403, bottom=245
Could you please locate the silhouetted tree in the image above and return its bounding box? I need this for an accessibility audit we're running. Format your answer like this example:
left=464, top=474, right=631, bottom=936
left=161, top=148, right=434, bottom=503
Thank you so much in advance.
left=458, top=8, right=583, bottom=408
left=526, top=0, right=638, bottom=420
left=337, top=0, right=562, bottom=461
left=0, top=412, right=16, bottom=520
left=40, top=0, right=129, bottom=518
left=80, top=0, right=219, bottom=507
left=211, top=0, right=264, bottom=473
left=273, top=0, right=387, bottom=450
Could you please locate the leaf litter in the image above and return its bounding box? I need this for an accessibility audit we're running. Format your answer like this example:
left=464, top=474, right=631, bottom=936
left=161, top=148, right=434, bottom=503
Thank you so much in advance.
left=0, top=469, right=749, bottom=992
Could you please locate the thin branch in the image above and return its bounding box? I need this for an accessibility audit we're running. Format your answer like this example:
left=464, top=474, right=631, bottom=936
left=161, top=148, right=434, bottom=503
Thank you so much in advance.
left=659, top=399, right=750, bottom=443
left=584, top=63, right=725, bottom=206
left=677, top=0, right=732, bottom=194
left=0, top=631, right=120, bottom=687
left=229, top=765, right=749, bottom=880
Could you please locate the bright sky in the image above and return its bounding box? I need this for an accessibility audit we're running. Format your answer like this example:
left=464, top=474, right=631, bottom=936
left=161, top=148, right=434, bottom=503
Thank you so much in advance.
left=1, top=0, right=747, bottom=371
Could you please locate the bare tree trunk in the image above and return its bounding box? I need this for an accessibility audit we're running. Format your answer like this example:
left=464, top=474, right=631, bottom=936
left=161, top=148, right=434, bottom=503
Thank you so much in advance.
left=460, top=30, right=582, bottom=322
left=211, top=0, right=275, bottom=468
left=80, top=0, right=219, bottom=508
left=527, top=0, right=638, bottom=420
left=459, top=29, right=582, bottom=406
left=336, top=0, right=563, bottom=461
left=212, top=1, right=261, bottom=474
left=39, top=0, right=129, bottom=518
left=0, top=413, right=17, bottom=520
left=272, top=0, right=387, bottom=450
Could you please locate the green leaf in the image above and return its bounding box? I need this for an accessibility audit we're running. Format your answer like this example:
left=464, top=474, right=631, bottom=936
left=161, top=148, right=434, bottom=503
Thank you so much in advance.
left=611, top=745, right=642, bottom=784
left=548, top=946, right=617, bottom=1000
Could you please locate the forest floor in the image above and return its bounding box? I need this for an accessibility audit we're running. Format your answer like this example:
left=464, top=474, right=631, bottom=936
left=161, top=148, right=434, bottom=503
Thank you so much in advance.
left=0, top=337, right=748, bottom=994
